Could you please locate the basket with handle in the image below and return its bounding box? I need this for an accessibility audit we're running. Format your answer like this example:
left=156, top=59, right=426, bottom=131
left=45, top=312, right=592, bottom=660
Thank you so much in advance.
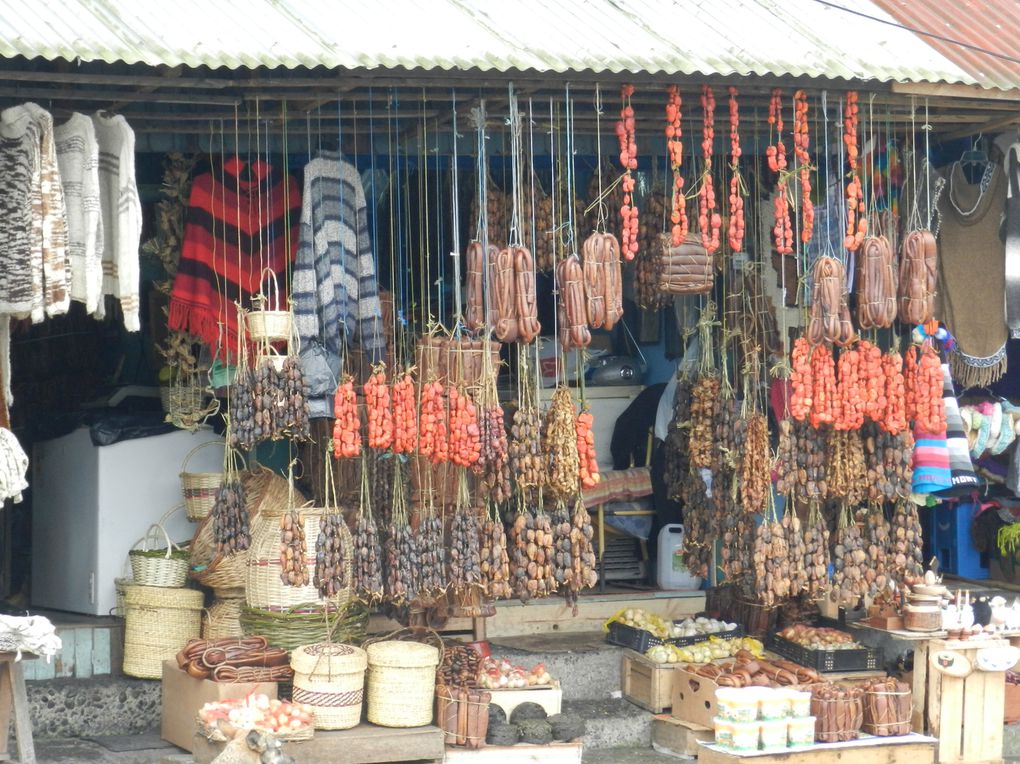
left=291, top=642, right=368, bottom=730
left=128, top=507, right=190, bottom=588
left=246, top=267, right=293, bottom=343
left=365, top=640, right=440, bottom=727
left=180, top=440, right=226, bottom=522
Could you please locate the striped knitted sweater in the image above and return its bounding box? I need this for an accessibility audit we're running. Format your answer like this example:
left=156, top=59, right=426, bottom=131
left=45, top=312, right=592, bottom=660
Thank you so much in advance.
left=92, top=113, right=142, bottom=331
left=0, top=103, right=70, bottom=322
left=292, top=152, right=384, bottom=367
left=170, top=157, right=300, bottom=359
left=55, top=113, right=104, bottom=315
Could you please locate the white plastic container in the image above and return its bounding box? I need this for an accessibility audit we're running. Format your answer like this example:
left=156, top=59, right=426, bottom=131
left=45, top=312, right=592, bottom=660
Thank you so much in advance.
left=657, top=524, right=704, bottom=590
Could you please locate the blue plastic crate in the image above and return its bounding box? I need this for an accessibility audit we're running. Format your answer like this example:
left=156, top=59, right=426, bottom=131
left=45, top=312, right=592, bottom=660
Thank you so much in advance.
left=928, top=501, right=989, bottom=580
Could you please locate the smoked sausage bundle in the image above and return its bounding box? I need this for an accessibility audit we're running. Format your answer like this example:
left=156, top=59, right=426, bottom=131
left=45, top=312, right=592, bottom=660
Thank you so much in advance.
left=897, top=230, right=937, bottom=325
left=657, top=232, right=714, bottom=295
left=807, top=256, right=855, bottom=346
left=581, top=232, right=624, bottom=331
left=856, top=235, right=897, bottom=329
left=556, top=256, right=592, bottom=350
left=861, top=677, right=911, bottom=737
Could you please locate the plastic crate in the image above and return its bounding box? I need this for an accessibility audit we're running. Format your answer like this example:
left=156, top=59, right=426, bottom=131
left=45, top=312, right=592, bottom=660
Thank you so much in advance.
left=606, top=622, right=746, bottom=652
left=767, top=634, right=881, bottom=673
left=928, top=501, right=989, bottom=580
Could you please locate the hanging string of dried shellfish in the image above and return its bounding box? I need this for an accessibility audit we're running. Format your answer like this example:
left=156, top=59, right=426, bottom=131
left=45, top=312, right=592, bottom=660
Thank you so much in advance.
left=352, top=452, right=384, bottom=603
left=314, top=446, right=350, bottom=599
left=279, top=458, right=309, bottom=588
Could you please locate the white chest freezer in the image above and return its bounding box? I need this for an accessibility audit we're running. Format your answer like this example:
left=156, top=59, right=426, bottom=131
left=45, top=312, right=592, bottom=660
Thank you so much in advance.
left=31, top=427, right=224, bottom=615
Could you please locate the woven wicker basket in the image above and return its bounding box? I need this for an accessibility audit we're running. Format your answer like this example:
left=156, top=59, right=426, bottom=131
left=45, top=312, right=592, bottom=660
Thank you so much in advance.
left=191, top=466, right=291, bottom=590
left=180, top=440, right=225, bottom=521
left=291, top=643, right=367, bottom=730
left=246, top=269, right=293, bottom=343
left=128, top=514, right=190, bottom=588
left=366, top=641, right=439, bottom=728
left=246, top=503, right=352, bottom=612
left=202, top=595, right=245, bottom=640
left=123, top=584, right=203, bottom=679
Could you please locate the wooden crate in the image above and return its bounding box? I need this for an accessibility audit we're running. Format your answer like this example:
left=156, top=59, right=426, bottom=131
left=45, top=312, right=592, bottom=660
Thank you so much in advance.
left=621, top=651, right=678, bottom=713
left=697, top=736, right=936, bottom=764
left=487, top=685, right=562, bottom=719
left=444, top=741, right=582, bottom=763
left=651, top=715, right=713, bottom=757
left=927, top=638, right=1008, bottom=764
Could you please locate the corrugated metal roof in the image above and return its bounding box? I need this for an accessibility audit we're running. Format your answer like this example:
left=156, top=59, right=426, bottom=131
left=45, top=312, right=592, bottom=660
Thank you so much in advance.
left=0, top=0, right=992, bottom=88
left=871, top=0, right=1020, bottom=92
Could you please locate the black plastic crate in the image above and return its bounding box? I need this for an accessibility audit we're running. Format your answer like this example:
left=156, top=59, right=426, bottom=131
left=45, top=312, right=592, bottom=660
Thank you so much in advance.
left=671, top=624, right=745, bottom=646
left=606, top=621, right=667, bottom=652
left=767, top=634, right=881, bottom=673
left=607, top=621, right=746, bottom=652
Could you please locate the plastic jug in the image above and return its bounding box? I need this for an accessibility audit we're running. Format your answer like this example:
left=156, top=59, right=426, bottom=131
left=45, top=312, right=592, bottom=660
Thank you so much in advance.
left=657, top=524, right=704, bottom=590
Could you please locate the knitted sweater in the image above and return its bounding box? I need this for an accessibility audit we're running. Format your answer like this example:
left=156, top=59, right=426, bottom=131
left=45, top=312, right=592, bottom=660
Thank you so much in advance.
left=0, top=115, right=37, bottom=319
left=92, top=113, right=141, bottom=331
left=170, top=158, right=301, bottom=358
left=292, top=152, right=384, bottom=365
left=0, top=103, right=69, bottom=321
left=55, top=113, right=104, bottom=315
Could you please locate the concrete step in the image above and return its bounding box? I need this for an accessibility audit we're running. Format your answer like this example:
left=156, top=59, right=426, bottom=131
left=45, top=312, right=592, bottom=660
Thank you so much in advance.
left=564, top=698, right=654, bottom=750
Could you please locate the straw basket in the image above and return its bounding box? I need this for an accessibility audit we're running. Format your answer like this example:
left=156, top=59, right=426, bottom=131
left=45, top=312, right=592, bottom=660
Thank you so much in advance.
left=291, top=643, right=368, bottom=730
left=366, top=641, right=440, bottom=727
left=246, top=504, right=352, bottom=611
left=180, top=441, right=225, bottom=521
left=123, top=584, right=203, bottom=679
left=246, top=268, right=293, bottom=343
left=202, top=595, right=245, bottom=640
left=415, top=336, right=501, bottom=388
left=129, top=514, right=190, bottom=588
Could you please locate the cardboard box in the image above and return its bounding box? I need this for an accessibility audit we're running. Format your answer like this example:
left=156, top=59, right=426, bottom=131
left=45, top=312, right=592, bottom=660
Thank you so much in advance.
left=160, top=660, right=278, bottom=752
left=670, top=668, right=718, bottom=729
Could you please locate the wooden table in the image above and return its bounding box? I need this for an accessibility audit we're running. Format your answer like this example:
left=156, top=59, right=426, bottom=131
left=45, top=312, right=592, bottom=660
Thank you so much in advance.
left=0, top=654, right=34, bottom=764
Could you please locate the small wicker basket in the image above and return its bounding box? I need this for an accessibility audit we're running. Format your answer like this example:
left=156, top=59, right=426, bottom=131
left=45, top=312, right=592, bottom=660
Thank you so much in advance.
left=180, top=440, right=226, bottom=522
left=202, top=594, right=245, bottom=640
left=246, top=268, right=293, bottom=343
left=291, top=643, right=368, bottom=730
left=366, top=641, right=440, bottom=728
left=128, top=513, right=190, bottom=588
left=123, top=584, right=203, bottom=679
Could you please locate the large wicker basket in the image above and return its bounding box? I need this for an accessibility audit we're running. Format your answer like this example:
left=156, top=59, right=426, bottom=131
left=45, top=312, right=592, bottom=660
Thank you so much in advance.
left=246, top=503, right=352, bottom=612
left=202, top=592, right=245, bottom=640
left=291, top=643, right=368, bottom=730
left=180, top=440, right=225, bottom=522
left=191, top=466, right=293, bottom=590
left=366, top=641, right=440, bottom=728
left=123, top=584, right=203, bottom=679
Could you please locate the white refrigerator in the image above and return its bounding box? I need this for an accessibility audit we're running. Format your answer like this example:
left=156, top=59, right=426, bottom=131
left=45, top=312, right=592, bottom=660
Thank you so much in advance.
left=31, top=427, right=225, bottom=616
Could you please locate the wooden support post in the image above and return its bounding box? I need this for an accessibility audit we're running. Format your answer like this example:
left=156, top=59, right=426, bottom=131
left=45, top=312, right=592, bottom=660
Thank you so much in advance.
left=0, top=655, right=35, bottom=764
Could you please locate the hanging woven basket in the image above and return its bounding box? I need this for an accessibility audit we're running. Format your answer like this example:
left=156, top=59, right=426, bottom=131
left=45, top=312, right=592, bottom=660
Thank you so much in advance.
left=246, top=267, right=293, bottom=343
left=180, top=440, right=229, bottom=522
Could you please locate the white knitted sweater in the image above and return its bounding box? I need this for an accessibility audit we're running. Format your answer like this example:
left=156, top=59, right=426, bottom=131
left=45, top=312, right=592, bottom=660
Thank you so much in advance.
left=92, top=113, right=141, bottom=332
left=55, top=113, right=104, bottom=314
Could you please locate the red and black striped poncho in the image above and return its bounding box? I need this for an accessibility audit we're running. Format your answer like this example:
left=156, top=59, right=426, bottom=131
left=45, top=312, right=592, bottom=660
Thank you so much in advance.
left=169, top=157, right=301, bottom=359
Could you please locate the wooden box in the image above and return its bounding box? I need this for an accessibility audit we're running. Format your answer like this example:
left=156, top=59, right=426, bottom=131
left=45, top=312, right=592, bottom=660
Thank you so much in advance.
left=651, top=715, right=713, bottom=757
left=927, top=637, right=1008, bottom=764
left=487, top=685, right=562, bottom=719
left=670, top=668, right=718, bottom=729
left=621, top=651, right=677, bottom=713
left=1005, top=682, right=1020, bottom=725
left=160, top=661, right=278, bottom=753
